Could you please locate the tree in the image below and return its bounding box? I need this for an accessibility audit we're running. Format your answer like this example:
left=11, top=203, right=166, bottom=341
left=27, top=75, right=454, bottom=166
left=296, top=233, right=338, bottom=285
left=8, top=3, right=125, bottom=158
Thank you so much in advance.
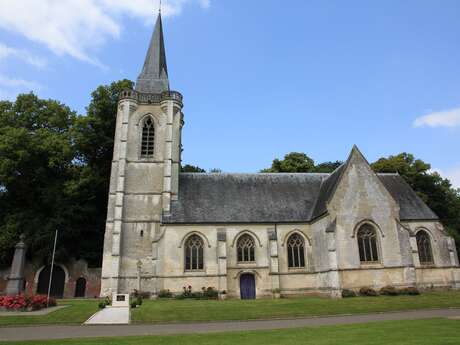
left=261, top=153, right=341, bottom=173
left=181, top=164, right=205, bottom=173
left=0, top=94, right=77, bottom=265
left=261, top=152, right=315, bottom=172
left=0, top=80, right=133, bottom=267
left=313, top=161, right=343, bottom=173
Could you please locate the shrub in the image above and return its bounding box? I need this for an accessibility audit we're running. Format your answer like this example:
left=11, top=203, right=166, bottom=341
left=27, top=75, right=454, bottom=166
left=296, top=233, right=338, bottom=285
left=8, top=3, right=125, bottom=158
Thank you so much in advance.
left=0, top=294, right=55, bottom=311
left=136, top=296, right=143, bottom=306
left=98, top=296, right=111, bottom=309
left=132, top=290, right=151, bottom=299
left=130, top=301, right=138, bottom=308
left=400, top=287, right=420, bottom=295
left=341, top=289, right=356, bottom=298
left=175, top=286, right=218, bottom=300
left=359, top=287, right=378, bottom=296
left=98, top=301, right=106, bottom=309
left=204, top=287, right=218, bottom=299
left=380, top=285, right=400, bottom=296
left=158, top=289, right=173, bottom=298
left=30, top=295, right=56, bottom=310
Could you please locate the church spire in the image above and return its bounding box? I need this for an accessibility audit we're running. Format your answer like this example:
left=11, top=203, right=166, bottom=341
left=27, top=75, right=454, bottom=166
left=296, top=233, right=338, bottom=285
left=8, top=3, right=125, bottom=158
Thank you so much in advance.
left=136, top=12, right=169, bottom=94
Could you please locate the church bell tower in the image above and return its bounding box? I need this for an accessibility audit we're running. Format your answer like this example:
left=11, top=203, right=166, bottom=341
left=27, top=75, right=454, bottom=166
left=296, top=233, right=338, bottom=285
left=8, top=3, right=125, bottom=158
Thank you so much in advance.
left=101, top=12, right=184, bottom=295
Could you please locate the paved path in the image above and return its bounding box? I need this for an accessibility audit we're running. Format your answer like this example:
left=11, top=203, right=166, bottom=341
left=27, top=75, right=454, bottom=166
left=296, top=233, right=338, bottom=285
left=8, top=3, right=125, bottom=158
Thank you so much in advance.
left=1, top=308, right=459, bottom=342
left=84, top=306, right=130, bottom=325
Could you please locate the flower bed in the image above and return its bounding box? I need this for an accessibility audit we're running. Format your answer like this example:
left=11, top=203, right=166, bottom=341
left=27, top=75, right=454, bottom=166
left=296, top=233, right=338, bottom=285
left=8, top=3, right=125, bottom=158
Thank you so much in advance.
left=0, top=295, right=56, bottom=311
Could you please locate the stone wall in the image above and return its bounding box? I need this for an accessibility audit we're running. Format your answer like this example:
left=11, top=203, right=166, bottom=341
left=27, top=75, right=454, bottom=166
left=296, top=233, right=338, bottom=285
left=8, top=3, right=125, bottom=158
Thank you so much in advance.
left=0, top=260, right=101, bottom=298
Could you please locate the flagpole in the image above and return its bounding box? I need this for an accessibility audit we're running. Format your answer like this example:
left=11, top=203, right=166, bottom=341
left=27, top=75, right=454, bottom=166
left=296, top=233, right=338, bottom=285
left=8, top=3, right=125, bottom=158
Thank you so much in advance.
left=47, top=230, right=58, bottom=307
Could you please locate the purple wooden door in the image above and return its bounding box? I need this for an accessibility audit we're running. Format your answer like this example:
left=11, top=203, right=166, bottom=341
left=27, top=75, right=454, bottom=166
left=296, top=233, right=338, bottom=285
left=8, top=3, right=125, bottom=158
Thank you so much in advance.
left=240, top=273, right=256, bottom=299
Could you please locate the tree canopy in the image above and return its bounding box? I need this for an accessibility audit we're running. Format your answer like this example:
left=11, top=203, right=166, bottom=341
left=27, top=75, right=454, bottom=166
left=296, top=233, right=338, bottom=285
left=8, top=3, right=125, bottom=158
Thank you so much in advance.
left=0, top=80, right=133, bottom=267
left=181, top=164, right=206, bottom=173
left=261, top=152, right=342, bottom=173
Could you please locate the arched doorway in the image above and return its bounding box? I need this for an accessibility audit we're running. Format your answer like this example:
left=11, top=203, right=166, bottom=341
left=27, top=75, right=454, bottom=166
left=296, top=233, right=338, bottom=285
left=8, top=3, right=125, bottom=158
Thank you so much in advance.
left=240, top=273, right=256, bottom=299
left=74, top=277, right=86, bottom=298
left=36, top=265, right=66, bottom=298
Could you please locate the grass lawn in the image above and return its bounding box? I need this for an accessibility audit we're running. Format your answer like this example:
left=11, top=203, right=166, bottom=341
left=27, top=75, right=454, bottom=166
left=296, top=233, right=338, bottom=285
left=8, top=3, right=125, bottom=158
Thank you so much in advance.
left=1, top=291, right=460, bottom=326
left=1, top=318, right=460, bottom=345
left=0, top=299, right=99, bottom=326
left=132, top=291, right=460, bottom=323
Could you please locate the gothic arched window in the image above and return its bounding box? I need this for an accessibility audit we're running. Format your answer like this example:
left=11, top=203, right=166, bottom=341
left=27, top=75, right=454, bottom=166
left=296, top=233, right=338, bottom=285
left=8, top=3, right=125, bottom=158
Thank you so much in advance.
left=185, top=235, right=204, bottom=271
left=416, top=230, right=433, bottom=265
left=357, top=224, right=379, bottom=263
left=287, top=233, right=305, bottom=268
left=141, top=116, right=155, bottom=157
left=237, top=234, right=255, bottom=262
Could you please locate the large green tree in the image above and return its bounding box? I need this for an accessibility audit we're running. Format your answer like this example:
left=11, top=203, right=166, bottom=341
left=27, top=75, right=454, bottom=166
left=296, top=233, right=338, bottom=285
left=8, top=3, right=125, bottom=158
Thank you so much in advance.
left=0, top=80, right=133, bottom=267
left=0, top=94, right=77, bottom=265
left=261, top=152, right=342, bottom=173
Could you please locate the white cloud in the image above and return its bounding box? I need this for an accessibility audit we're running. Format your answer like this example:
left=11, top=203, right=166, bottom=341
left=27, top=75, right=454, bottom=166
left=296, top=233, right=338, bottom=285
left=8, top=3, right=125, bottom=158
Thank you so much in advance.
left=0, top=74, right=42, bottom=100
left=0, top=0, right=209, bottom=68
left=0, top=42, right=47, bottom=68
left=413, top=107, right=460, bottom=128
left=0, top=75, right=41, bottom=90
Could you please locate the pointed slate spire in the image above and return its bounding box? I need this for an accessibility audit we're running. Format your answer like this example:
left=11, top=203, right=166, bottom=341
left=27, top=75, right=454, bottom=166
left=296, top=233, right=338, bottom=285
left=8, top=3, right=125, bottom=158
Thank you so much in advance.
left=136, top=13, right=169, bottom=94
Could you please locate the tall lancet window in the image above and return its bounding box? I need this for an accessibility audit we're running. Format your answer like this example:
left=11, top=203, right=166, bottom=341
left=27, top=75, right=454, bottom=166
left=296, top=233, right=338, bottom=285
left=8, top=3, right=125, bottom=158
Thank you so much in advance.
left=141, top=117, right=155, bottom=157
left=185, top=235, right=204, bottom=271
left=416, top=230, right=433, bottom=265
left=237, top=234, right=255, bottom=262
left=357, top=224, right=379, bottom=263
left=287, top=233, right=305, bottom=268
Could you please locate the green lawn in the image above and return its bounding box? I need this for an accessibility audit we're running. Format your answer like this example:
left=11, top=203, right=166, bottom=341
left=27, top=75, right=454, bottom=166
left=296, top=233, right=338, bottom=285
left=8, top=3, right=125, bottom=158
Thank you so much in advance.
left=132, top=291, right=460, bottom=323
left=1, top=318, right=460, bottom=345
left=1, top=292, right=460, bottom=326
left=0, top=299, right=99, bottom=326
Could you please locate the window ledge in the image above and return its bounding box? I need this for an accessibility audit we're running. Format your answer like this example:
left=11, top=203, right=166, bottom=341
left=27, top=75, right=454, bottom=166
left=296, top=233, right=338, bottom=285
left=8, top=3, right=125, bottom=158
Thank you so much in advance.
left=359, top=262, right=382, bottom=269
left=237, top=261, right=257, bottom=265
left=184, top=270, right=205, bottom=275
left=287, top=267, right=308, bottom=272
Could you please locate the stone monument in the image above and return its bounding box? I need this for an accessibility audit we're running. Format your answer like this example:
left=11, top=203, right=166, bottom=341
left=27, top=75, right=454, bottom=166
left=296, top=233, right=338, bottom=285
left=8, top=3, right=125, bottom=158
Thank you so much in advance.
left=6, top=234, right=27, bottom=295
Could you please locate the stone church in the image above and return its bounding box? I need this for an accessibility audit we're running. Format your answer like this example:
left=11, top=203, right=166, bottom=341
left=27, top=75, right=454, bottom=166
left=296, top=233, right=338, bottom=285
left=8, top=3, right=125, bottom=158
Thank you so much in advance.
left=101, top=13, right=460, bottom=299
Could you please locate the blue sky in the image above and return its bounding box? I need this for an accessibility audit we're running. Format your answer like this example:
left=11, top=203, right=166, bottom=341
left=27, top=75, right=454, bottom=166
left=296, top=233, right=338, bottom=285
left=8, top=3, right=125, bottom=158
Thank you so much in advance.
left=1, top=0, right=460, bottom=186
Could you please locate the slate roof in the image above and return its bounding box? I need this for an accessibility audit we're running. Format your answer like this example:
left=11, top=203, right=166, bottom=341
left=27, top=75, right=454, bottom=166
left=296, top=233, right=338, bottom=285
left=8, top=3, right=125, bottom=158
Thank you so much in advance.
left=378, top=173, right=438, bottom=220
left=163, top=173, right=327, bottom=223
left=162, top=171, right=438, bottom=224
left=136, top=13, right=169, bottom=94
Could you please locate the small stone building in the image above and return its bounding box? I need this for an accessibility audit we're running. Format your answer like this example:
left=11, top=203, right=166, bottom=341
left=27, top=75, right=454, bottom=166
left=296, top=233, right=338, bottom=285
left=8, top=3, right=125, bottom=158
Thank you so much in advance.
left=100, top=14, right=460, bottom=299
left=0, top=260, right=101, bottom=299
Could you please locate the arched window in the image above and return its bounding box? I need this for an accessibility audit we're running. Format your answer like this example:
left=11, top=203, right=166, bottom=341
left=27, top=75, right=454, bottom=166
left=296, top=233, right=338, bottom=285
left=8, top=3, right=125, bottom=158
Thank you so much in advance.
left=237, top=234, right=255, bottom=262
left=185, top=235, right=204, bottom=270
left=287, top=233, right=305, bottom=268
left=357, top=224, right=379, bottom=263
left=141, top=117, right=155, bottom=157
left=416, top=230, right=433, bottom=265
